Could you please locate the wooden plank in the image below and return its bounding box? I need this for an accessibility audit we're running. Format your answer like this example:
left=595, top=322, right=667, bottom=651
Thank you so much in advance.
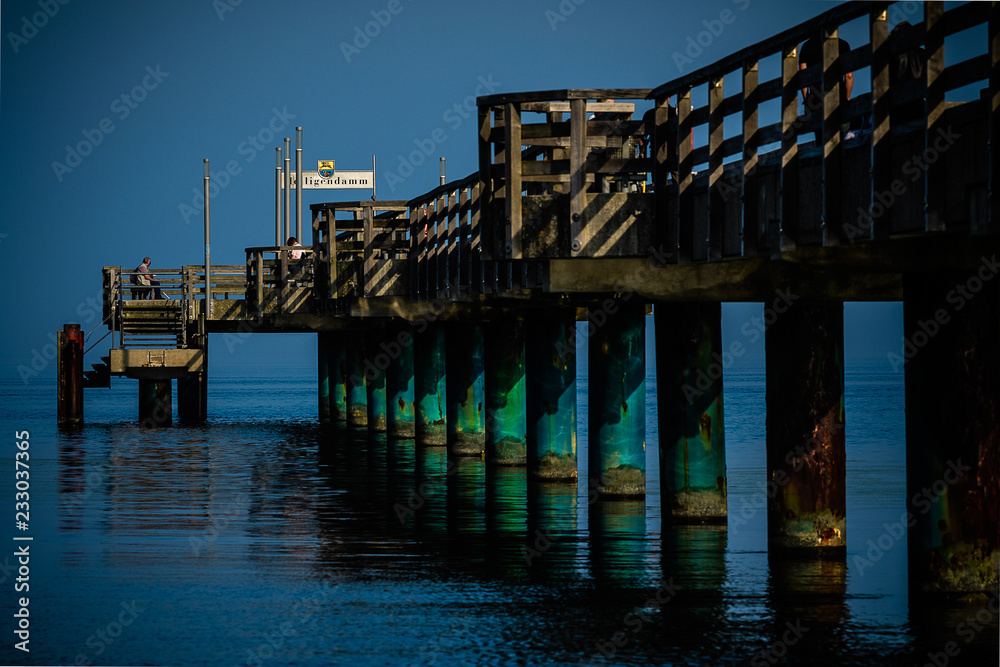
left=653, top=96, right=675, bottom=262
left=822, top=25, right=844, bottom=246
left=478, top=89, right=651, bottom=105
left=925, top=1, right=946, bottom=231
left=505, top=102, right=523, bottom=260
left=478, top=105, right=495, bottom=261
left=870, top=5, right=890, bottom=241
left=742, top=58, right=761, bottom=257
left=521, top=101, right=636, bottom=114
left=409, top=206, right=421, bottom=300
left=779, top=43, right=799, bottom=254
left=458, top=185, right=470, bottom=296
left=677, top=87, right=694, bottom=263
left=569, top=98, right=587, bottom=255
left=436, top=194, right=447, bottom=299
left=362, top=205, right=374, bottom=297
left=447, top=190, right=459, bottom=296
left=708, top=74, right=725, bottom=261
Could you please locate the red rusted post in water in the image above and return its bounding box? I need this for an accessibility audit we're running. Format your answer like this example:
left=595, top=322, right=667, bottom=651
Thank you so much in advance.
left=57, top=324, right=84, bottom=428
left=765, top=301, right=846, bottom=553
left=904, top=272, right=1000, bottom=593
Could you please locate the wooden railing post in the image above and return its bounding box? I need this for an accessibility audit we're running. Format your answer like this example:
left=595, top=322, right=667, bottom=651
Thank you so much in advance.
left=870, top=5, right=890, bottom=242
left=780, top=43, right=800, bottom=254
left=822, top=26, right=844, bottom=246
left=569, top=98, right=587, bottom=257
left=924, top=1, right=946, bottom=232
left=677, top=87, right=694, bottom=263
left=708, top=74, right=725, bottom=261
left=742, top=59, right=761, bottom=257
left=504, top=102, right=523, bottom=260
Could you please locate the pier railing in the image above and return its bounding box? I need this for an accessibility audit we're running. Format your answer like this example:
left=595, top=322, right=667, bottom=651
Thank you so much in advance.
left=245, top=247, right=314, bottom=314
left=647, top=0, right=997, bottom=261
left=309, top=201, right=409, bottom=306
left=477, top=89, right=655, bottom=260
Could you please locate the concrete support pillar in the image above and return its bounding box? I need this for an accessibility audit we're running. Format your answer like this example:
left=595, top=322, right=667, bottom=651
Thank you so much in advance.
left=179, top=325, right=208, bottom=424
left=386, top=322, right=416, bottom=439
left=446, top=322, right=486, bottom=455
left=765, top=301, right=846, bottom=552
left=526, top=310, right=577, bottom=480
left=177, top=372, right=207, bottom=424
left=366, top=329, right=388, bottom=433
left=57, top=324, right=84, bottom=428
left=655, top=302, right=727, bottom=524
left=138, top=379, right=172, bottom=427
left=589, top=301, right=646, bottom=498
left=345, top=335, right=367, bottom=427
left=413, top=323, right=447, bottom=446
left=330, top=332, right=348, bottom=422
left=904, top=272, right=999, bottom=593
left=317, top=331, right=332, bottom=423
left=484, top=319, right=527, bottom=465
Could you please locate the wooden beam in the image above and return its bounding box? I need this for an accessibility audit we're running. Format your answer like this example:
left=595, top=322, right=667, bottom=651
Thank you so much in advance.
left=743, top=58, right=761, bottom=257
left=569, top=98, right=587, bottom=256
left=504, top=102, right=523, bottom=260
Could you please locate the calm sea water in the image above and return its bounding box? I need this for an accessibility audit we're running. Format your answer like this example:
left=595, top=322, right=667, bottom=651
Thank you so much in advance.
left=1, top=356, right=997, bottom=666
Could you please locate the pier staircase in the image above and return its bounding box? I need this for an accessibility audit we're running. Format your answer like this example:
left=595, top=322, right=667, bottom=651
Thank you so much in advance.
left=119, top=300, right=187, bottom=349
left=82, top=355, right=112, bottom=389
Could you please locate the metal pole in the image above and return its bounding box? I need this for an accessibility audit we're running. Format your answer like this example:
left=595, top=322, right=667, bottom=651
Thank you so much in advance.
left=371, top=154, right=376, bottom=201
left=284, top=137, right=291, bottom=243
left=275, top=147, right=282, bottom=246
left=204, top=159, right=212, bottom=319
left=440, top=157, right=446, bottom=185
left=296, top=127, right=303, bottom=242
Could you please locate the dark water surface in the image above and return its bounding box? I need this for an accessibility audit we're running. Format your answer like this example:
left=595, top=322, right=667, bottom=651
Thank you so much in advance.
left=1, top=361, right=997, bottom=666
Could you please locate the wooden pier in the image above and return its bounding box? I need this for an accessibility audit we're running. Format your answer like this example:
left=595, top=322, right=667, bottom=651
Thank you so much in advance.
left=62, top=1, right=999, bottom=594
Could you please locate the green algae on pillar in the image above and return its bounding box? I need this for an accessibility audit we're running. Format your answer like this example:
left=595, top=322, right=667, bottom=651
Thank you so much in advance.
left=386, top=322, right=416, bottom=439
left=655, top=302, right=727, bottom=524
left=904, top=272, right=1000, bottom=593
left=526, top=310, right=577, bottom=481
left=484, top=320, right=527, bottom=465
left=366, top=344, right=388, bottom=433
left=413, top=323, right=447, bottom=446
left=446, top=322, right=486, bottom=456
left=345, top=335, right=368, bottom=428
left=588, top=300, right=645, bottom=498
left=765, top=301, right=846, bottom=552
left=317, top=331, right=332, bottom=423
left=330, top=333, right=348, bottom=422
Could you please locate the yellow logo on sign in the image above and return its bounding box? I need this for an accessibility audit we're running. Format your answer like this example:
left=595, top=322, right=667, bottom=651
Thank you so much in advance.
left=318, top=161, right=335, bottom=178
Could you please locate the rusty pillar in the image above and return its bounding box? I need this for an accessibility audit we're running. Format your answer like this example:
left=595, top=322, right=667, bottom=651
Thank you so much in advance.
left=765, top=301, right=846, bottom=553
left=904, top=271, right=1000, bottom=593
left=57, top=324, right=84, bottom=428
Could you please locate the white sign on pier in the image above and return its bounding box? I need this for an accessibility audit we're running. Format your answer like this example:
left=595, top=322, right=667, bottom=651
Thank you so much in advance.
left=283, top=170, right=375, bottom=190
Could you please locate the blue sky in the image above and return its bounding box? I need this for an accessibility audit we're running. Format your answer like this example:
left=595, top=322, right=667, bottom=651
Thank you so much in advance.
left=1, top=0, right=908, bottom=381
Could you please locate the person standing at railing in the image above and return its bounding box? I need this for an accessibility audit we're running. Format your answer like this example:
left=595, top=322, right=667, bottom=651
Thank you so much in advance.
left=133, top=256, right=169, bottom=299
left=286, top=236, right=304, bottom=286
left=799, top=35, right=855, bottom=142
